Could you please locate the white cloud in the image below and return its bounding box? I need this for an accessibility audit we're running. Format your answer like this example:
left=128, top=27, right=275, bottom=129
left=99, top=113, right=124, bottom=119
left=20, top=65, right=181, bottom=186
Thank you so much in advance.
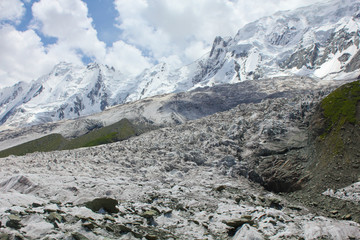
left=0, top=0, right=25, bottom=23
left=0, top=0, right=106, bottom=88
left=0, top=25, right=57, bottom=87
left=113, top=0, right=327, bottom=67
left=31, top=0, right=106, bottom=60
left=104, top=40, right=152, bottom=76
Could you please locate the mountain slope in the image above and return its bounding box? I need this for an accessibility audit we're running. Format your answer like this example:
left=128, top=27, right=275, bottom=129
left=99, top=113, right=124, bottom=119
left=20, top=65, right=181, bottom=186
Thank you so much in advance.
left=0, top=118, right=151, bottom=158
left=1, top=0, right=360, bottom=129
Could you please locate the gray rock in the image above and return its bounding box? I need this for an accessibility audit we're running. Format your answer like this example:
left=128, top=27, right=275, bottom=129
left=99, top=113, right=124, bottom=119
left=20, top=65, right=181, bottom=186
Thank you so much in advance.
left=82, top=222, right=96, bottom=231
left=0, top=233, right=10, bottom=240
left=141, top=210, right=160, bottom=218
left=183, top=151, right=207, bottom=166
left=84, top=197, right=119, bottom=214
left=6, top=214, right=22, bottom=230
left=0, top=175, right=38, bottom=194
left=224, top=215, right=254, bottom=228
left=47, top=212, right=64, bottom=223
left=71, top=232, right=89, bottom=240
left=32, top=202, right=42, bottom=208
left=219, top=155, right=236, bottom=167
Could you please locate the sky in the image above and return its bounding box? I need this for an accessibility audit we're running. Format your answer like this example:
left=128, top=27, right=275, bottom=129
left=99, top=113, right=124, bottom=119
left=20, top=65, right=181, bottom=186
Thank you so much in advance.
left=0, top=0, right=327, bottom=88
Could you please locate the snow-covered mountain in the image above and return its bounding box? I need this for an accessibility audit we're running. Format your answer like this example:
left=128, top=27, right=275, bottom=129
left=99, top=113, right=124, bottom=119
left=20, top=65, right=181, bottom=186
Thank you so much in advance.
left=0, top=62, right=135, bottom=128
left=1, top=0, right=360, bottom=128
left=142, top=0, right=360, bottom=91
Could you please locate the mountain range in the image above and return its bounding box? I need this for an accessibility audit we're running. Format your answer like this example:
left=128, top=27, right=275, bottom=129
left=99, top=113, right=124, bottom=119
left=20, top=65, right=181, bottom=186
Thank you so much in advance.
left=1, top=0, right=360, bottom=129
left=1, top=0, right=360, bottom=239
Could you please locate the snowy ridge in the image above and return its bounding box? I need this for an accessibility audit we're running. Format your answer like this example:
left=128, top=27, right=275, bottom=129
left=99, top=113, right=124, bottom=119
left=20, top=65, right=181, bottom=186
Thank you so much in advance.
left=1, top=0, right=360, bottom=128
left=0, top=62, right=134, bottom=128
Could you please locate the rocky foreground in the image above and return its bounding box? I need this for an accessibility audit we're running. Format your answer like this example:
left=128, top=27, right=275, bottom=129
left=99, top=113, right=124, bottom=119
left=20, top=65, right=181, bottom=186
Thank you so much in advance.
left=0, top=79, right=360, bottom=239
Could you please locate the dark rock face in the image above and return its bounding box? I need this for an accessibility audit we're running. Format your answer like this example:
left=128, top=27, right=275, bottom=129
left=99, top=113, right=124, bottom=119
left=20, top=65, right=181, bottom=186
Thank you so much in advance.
left=257, top=154, right=307, bottom=193
left=192, top=36, right=231, bottom=84
left=280, top=29, right=360, bottom=72
left=345, top=50, right=360, bottom=72
left=85, top=198, right=119, bottom=214
left=162, top=80, right=296, bottom=123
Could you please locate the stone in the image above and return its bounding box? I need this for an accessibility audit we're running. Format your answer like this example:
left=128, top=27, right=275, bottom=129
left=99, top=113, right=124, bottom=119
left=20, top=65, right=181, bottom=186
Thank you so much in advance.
left=343, top=214, right=352, bottom=220
left=224, top=216, right=254, bottom=228
left=71, top=232, right=89, bottom=240
left=233, top=224, right=263, bottom=240
left=6, top=215, right=22, bottom=230
left=214, top=185, right=227, bottom=191
left=84, top=197, right=119, bottom=214
left=141, top=210, right=159, bottom=218
left=104, top=215, right=115, bottom=222
left=146, top=234, right=158, bottom=240
left=82, top=222, right=95, bottom=231
left=32, top=202, right=42, bottom=208
left=47, top=212, right=64, bottom=223
left=105, top=223, right=132, bottom=234
left=0, top=233, right=10, bottom=240
left=330, top=210, right=338, bottom=215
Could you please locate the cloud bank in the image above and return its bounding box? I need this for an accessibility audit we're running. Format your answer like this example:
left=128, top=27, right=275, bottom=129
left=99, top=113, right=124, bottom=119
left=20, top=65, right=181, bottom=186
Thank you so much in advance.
left=0, top=0, right=325, bottom=88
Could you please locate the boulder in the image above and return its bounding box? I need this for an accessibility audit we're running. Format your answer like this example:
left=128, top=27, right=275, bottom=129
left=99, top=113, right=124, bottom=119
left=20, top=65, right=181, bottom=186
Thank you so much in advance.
left=84, top=198, right=119, bottom=214
left=6, top=215, right=22, bottom=230
left=0, top=233, right=10, bottom=240
left=71, top=232, right=89, bottom=240
left=224, top=215, right=254, bottom=228
left=47, top=212, right=64, bottom=223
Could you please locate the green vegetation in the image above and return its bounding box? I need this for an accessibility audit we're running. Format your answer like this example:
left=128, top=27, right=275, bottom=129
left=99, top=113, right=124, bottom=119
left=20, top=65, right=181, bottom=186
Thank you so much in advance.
left=62, top=118, right=137, bottom=149
left=319, top=80, right=360, bottom=154
left=0, top=134, right=67, bottom=158
left=321, top=80, right=360, bottom=131
left=0, top=118, right=144, bottom=158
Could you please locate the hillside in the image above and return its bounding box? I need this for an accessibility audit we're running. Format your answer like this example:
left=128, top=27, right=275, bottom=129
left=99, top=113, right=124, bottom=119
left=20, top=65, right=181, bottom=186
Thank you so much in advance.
left=0, top=118, right=154, bottom=158
left=286, top=80, right=360, bottom=222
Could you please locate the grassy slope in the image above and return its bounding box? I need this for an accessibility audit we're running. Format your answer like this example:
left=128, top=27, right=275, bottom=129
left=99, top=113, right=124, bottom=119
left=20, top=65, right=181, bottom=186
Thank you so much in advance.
left=63, top=118, right=137, bottom=149
left=313, top=80, right=360, bottom=188
left=288, top=80, right=360, bottom=223
left=320, top=80, right=360, bottom=154
left=0, top=134, right=66, bottom=158
left=321, top=80, right=360, bottom=127
left=0, top=118, right=140, bottom=158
